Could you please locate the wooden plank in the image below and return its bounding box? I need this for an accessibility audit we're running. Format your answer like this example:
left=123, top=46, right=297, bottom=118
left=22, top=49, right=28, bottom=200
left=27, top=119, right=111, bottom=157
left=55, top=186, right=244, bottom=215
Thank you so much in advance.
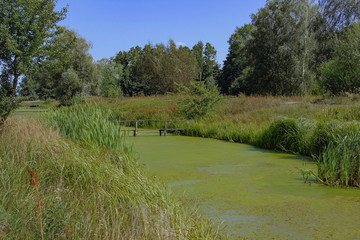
left=118, top=119, right=188, bottom=123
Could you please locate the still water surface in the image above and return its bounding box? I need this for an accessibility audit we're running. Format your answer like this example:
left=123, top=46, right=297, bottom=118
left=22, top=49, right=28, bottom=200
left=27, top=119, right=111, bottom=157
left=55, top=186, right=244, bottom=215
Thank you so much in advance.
left=130, top=135, right=360, bottom=239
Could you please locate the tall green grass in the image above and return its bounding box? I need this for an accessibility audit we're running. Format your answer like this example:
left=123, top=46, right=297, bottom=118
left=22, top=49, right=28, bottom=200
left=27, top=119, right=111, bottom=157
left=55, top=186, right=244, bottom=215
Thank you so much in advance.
left=317, top=132, right=360, bottom=187
left=0, top=107, right=223, bottom=239
left=46, top=104, right=130, bottom=152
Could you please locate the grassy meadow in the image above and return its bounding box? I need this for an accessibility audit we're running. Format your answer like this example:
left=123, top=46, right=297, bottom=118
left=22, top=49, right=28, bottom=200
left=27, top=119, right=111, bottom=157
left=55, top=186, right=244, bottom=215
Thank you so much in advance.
left=89, top=95, right=360, bottom=187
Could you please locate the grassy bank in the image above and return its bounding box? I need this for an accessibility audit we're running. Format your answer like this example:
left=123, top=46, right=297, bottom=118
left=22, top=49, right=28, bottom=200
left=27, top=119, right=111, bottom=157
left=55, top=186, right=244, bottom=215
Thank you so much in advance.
left=0, top=105, right=222, bottom=239
left=90, top=95, right=360, bottom=187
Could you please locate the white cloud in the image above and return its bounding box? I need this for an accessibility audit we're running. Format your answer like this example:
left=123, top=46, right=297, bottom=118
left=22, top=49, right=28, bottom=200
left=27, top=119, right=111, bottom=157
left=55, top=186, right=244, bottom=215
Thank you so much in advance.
left=175, top=41, right=187, bottom=47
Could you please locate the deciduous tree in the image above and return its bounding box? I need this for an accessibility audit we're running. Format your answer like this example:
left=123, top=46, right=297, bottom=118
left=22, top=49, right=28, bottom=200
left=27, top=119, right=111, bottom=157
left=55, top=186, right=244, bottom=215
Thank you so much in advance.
left=220, top=24, right=255, bottom=95
left=319, top=0, right=360, bottom=29
left=320, top=23, right=360, bottom=94
left=0, top=0, right=67, bottom=96
left=248, top=0, right=317, bottom=95
left=23, top=28, right=98, bottom=104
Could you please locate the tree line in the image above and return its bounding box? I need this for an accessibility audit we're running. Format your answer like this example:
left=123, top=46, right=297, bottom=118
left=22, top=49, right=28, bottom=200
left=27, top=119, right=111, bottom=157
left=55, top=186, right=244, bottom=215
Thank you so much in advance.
left=221, top=0, right=360, bottom=96
left=19, top=35, right=220, bottom=103
left=1, top=0, right=360, bottom=110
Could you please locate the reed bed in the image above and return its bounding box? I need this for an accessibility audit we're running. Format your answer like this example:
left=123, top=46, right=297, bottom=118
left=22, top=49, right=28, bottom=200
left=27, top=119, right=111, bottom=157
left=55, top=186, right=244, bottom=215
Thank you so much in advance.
left=0, top=106, right=223, bottom=239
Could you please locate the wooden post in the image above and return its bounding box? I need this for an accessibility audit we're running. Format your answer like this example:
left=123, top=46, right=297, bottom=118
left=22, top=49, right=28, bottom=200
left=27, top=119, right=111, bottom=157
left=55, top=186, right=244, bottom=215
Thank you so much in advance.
left=164, top=120, right=167, bottom=136
left=134, top=121, right=138, bottom=136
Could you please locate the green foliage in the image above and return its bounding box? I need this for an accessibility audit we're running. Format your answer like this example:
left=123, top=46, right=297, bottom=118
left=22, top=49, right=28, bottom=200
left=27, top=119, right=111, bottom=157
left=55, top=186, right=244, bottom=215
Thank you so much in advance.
left=247, top=0, right=317, bottom=95
left=192, top=41, right=221, bottom=86
left=114, top=46, right=143, bottom=96
left=97, top=58, right=123, bottom=98
left=0, top=95, right=17, bottom=124
left=320, top=23, right=360, bottom=94
left=57, top=68, right=81, bottom=105
left=177, top=81, right=222, bottom=119
left=19, top=76, right=39, bottom=100
left=319, top=0, right=360, bottom=29
left=23, top=28, right=98, bottom=102
left=132, top=40, right=199, bottom=95
left=220, top=24, right=255, bottom=95
left=113, top=41, right=221, bottom=97
left=0, top=0, right=67, bottom=96
left=0, top=72, right=18, bottom=124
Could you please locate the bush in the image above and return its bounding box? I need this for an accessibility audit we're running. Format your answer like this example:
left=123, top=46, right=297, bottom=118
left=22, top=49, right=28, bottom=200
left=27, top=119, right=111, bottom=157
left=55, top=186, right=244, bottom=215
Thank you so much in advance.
left=177, top=81, right=222, bottom=119
left=320, top=23, right=360, bottom=94
left=57, top=68, right=82, bottom=105
left=0, top=95, right=17, bottom=125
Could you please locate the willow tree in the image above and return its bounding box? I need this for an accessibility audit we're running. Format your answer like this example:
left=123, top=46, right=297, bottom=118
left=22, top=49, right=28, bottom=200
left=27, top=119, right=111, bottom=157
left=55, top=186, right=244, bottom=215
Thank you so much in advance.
left=23, top=28, right=98, bottom=104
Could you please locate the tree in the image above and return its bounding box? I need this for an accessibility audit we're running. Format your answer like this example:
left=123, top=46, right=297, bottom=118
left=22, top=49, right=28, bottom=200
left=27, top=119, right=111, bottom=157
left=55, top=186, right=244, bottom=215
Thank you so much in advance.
left=23, top=28, right=98, bottom=104
left=191, top=41, right=220, bottom=87
left=0, top=0, right=67, bottom=97
left=57, top=68, right=81, bottom=104
left=97, top=58, right=123, bottom=97
left=320, top=23, right=360, bottom=94
left=114, top=46, right=142, bottom=96
left=203, top=43, right=220, bottom=87
left=177, top=81, right=222, bottom=119
left=0, top=70, right=17, bottom=124
left=19, top=75, right=39, bottom=100
left=192, top=41, right=205, bottom=81
left=313, top=0, right=360, bottom=77
left=319, top=0, right=360, bottom=29
left=247, top=0, right=317, bottom=95
left=132, top=40, right=199, bottom=95
left=220, top=24, right=255, bottom=95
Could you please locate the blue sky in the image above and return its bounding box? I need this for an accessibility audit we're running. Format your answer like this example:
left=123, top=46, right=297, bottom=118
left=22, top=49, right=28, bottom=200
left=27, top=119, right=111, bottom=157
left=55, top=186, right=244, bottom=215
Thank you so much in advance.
left=56, top=0, right=267, bottom=65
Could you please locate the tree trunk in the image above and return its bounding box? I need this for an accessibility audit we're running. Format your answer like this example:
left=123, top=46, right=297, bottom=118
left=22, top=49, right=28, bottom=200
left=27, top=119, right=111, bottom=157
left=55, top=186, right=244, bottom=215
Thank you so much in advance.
left=12, top=72, right=19, bottom=97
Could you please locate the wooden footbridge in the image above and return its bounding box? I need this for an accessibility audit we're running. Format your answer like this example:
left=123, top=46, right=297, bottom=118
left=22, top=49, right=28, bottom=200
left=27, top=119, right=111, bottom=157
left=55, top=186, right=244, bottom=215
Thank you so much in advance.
left=118, top=120, right=190, bottom=136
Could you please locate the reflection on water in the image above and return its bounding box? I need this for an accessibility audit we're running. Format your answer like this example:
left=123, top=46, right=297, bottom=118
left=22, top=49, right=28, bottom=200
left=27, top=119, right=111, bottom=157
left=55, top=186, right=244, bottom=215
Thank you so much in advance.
left=130, top=136, right=360, bottom=239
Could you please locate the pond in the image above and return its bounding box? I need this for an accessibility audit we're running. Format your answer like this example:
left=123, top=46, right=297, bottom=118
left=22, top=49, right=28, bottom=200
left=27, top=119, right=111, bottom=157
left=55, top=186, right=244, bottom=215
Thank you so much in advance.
left=130, top=135, right=360, bottom=239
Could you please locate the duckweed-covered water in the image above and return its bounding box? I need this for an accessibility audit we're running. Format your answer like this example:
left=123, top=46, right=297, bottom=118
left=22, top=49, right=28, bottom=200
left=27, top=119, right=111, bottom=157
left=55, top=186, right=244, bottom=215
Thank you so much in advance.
left=130, top=136, right=360, bottom=239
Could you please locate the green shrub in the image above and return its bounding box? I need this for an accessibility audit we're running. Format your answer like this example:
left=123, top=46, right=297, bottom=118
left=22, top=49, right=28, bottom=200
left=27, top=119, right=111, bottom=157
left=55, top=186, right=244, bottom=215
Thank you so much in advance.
left=0, top=95, right=18, bottom=125
left=320, top=23, right=360, bottom=94
left=177, top=81, right=222, bottom=119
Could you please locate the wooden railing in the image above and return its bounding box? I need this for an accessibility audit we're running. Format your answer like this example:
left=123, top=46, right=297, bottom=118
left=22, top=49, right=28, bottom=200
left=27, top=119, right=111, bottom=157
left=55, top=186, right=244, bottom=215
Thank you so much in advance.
left=118, top=120, right=190, bottom=136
